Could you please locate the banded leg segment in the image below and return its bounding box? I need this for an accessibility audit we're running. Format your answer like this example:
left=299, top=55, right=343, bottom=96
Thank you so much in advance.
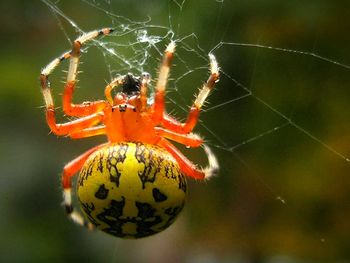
left=161, top=54, right=219, bottom=134
left=41, top=28, right=114, bottom=79
left=40, top=28, right=114, bottom=120
left=62, top=143, right=107, bottom=229
left=63, top=28, right=114, bottom=116
left=152, top=42, right=176, bottom=122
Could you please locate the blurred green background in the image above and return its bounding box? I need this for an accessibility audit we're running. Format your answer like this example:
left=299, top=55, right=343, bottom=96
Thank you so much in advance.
left=1, top=0, right=350, bottom=262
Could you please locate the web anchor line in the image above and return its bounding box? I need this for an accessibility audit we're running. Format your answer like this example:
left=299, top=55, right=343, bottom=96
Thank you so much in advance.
left=252, top=96, right=350, bottom=163
left=202, top=66, right=350, bottom=163
left=212, top=41, right=350, bottom=70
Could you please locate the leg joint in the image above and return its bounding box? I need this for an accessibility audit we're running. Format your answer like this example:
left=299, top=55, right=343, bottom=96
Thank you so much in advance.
left=71, top=41, right=82, bottom=57
left=65, top=204, right=73, bottom=214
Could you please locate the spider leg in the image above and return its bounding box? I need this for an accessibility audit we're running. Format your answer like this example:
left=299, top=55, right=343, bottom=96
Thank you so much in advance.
left=158, top=138, right=218, bottom=179
left=140, top=72, right=150, bottom=112
left=46, top=109, right=103, bottom=136
left=40, top=28, right=113, bottom=118
left=69, top=125, right=106, bottom=139
left=104, top=76, right=125, bottom=104
left=63, top=82, right=107, bottom=117
left=152, top=42, right=176, bottom=122
left=161, top=54, right=219, bottom=133
left=63, top=29, right=115, bottom=116
left=155, top=127, right=202, bottom=148
left=62, top=143, right=108, bottom=229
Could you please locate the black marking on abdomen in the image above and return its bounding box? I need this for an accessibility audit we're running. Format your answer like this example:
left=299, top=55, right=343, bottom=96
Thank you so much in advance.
left=135, top=143, right=161, bottom=189
left=152, top=188, right=167, bottom=202
left=78, top=154, right=97, bottom=186
left=159, top=202, right=185, bottom=231
left=134, top=201, right=162, bottom=238
left=95, top=184, right=109, bottom=199
left=97, top=197, right=126, bottom=237
left=107, top=144, right=129, bottom=187
left=80, top=202, right=100, bottom=226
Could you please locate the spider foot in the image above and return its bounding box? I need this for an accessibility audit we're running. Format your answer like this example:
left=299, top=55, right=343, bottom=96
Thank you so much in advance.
left=202, top=144, right=219, bottom=179
left=63, top=188, right=95, bottom=231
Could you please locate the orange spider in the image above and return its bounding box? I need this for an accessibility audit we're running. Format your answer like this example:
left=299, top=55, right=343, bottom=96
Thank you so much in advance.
left=40, top=28, right=219, bottom=238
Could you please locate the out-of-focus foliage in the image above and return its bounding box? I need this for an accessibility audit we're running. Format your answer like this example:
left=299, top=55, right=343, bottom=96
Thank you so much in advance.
left=0, top=0, right=349, bottom=262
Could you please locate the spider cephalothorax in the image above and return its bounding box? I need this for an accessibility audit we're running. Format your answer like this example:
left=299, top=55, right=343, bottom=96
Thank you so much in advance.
left=40, top=28, right=219, bottom=238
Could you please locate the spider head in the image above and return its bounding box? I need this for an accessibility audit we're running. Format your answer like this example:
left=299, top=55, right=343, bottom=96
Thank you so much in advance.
left=110, top=72, right=151, bottom=107
left=121, top=73, right=141, bottom=96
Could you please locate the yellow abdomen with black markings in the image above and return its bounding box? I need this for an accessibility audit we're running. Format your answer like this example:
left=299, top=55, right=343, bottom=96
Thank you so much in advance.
left=77, top=142, right=187, bottom=238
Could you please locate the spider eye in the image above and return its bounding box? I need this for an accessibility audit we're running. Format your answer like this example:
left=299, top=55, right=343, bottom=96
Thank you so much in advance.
left=141, top=72, right=151, bottom=80
left=122, top=73, right=141, bottom=95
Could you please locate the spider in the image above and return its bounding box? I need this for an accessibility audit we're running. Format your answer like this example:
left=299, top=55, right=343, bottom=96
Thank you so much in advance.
left=40, top=28, right=219, bottom=238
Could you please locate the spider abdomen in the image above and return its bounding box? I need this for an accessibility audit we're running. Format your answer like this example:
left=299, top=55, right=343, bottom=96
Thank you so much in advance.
left=77, top=142, right=187, bottom=238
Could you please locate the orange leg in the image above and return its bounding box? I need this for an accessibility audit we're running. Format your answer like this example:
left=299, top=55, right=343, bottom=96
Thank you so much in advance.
left=155, top=127, right=203, bottom=148
left=69, top=125, right=106, bottom=139
left=104, top=76, right=125, bottom=104
left=46, top=109, right=103, bottom=136
left=63, top=81, right=107, bottom=117
left=161, top=113, right=198, bottom=134
left=152, top=42, right=176, bottom=122
left=158, top=138, right=206, bottom=179
left=62, top=30, right=115, bottom=116
left=161, top=54, right=219, bottom=134
left=140, top=72, right=150, bottom=112
left=62, top=143, right=107, bottom=229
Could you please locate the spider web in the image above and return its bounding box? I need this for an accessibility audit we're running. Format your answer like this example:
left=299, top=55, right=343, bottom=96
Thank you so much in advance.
left=41, top=0, right=350, bottom=262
